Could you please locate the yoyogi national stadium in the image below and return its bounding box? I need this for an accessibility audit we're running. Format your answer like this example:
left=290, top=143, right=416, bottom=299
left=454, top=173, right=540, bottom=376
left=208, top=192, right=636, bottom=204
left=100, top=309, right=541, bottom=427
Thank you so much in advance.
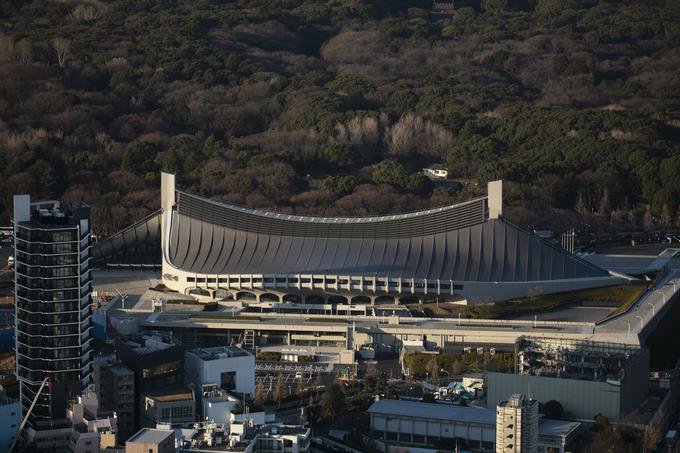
left=94, top=173, right=621, bottom=305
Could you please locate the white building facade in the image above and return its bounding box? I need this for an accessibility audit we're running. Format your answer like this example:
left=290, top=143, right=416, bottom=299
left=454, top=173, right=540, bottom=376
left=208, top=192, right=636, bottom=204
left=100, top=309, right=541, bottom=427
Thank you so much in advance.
left=496, top=394, right=539, bottom=453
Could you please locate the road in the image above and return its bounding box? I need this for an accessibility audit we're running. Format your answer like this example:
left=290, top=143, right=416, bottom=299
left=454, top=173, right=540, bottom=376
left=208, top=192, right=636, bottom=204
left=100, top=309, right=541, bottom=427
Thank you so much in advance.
left=597, top=270, right=680, bottom=337
left=506, top=305, right=614, bottom=323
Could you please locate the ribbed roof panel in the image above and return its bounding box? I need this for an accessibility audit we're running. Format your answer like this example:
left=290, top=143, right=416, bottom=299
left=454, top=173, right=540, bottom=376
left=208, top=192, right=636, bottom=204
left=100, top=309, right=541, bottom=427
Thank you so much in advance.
left=167, top=197, right=609, bottom=282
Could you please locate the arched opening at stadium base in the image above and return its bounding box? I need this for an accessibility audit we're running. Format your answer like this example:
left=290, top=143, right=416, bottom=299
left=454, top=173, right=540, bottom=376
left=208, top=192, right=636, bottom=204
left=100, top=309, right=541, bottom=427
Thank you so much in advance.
left=351, top=295, right=371, bottom=305
left=282, top=294, right=302, bottom=304
left=236, top=291, right=257, bottom=301
left=188, top=288, right=211, bottom=297
left=374, top=295, right=396, bottom=305
left=328, top=295, right=348, bottom=305
left=259, top=293, right=280, bottom=303
left=305, top=294, right=326, bottom=304
left=215, top=289, right=234, bottom=300
left=399, top=295, right=420, bottom=305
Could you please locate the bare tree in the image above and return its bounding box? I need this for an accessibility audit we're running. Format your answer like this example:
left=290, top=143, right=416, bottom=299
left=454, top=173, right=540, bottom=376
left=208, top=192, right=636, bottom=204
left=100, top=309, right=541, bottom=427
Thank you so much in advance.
left=70, top=1, right=108, bottom=22
left=386, top=113, right=453, bottom=158
left=273, top=373, right=286, bottom=408
left=643, top=205, right=653, bottom=232
left=426, top=356, right=440, bottom=386
left=0, top=34, right=15, bottom=63
left=52, top=38, right=71, bottom=68
left=253, top=378, right=266, bottom=407
left=15, top=39, right=33, bottom=64
left=661, top=204, right=671, bottom=229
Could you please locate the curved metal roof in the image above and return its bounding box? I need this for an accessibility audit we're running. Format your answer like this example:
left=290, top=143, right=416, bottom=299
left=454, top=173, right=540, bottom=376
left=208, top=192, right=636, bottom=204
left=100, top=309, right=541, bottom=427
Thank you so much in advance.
left=177, top=191, right=488, bottom=239
left=166, top=192, right=608, bottom=282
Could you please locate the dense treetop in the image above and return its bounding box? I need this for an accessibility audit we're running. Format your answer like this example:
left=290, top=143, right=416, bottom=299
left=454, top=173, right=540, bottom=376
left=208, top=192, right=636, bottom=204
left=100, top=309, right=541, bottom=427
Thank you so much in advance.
left=0, top=0, right=678, bottom=236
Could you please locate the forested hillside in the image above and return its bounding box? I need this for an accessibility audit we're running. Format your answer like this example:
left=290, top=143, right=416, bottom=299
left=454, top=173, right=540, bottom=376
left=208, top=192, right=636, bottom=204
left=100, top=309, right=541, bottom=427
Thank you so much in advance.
left=0, top=0, right=678, bottom=237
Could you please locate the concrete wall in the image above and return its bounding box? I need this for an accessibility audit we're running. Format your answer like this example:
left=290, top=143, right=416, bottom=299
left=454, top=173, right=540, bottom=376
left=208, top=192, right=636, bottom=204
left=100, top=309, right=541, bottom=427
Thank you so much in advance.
left=185, top=352, right=255, bottom=396
left=488, top=373, right=625, bottom=420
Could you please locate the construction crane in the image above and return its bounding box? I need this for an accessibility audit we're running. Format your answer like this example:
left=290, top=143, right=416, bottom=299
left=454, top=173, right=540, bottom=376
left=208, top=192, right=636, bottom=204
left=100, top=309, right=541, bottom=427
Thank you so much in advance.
left=9, top=376, right=49, bottom=453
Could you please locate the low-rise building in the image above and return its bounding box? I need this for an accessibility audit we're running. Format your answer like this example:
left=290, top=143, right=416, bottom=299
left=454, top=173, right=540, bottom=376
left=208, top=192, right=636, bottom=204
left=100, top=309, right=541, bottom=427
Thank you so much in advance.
left=143, top=384, right=195, bottom=428
left=126, top=428, right=176, bottom=453
left=0, top=386, right=20, bottom=452
left=94, top=355, right=135, bottom=442
left=24, top=390, right=117, bottom=453
left=368, top=399, right=580, bottom=453
left=369, top=399, right=496, bottom=451
left=536, top=419, right=581, bottom=453
left=254, top=424, right=311, bottom=453
left=185, top=346, right=255, bottom=421
left=116, top=334, right=185, bottom=430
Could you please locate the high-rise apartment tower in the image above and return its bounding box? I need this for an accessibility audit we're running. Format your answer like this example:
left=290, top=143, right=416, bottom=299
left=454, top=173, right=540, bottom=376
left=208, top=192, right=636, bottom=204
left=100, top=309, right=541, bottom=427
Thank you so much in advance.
left=13, top=196, right=93, bottom=430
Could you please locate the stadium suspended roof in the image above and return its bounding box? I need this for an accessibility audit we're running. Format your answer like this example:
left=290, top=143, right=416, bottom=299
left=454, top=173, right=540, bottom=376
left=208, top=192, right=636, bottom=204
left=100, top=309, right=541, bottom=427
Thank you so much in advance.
left=165, top=188, right=609, bottom=283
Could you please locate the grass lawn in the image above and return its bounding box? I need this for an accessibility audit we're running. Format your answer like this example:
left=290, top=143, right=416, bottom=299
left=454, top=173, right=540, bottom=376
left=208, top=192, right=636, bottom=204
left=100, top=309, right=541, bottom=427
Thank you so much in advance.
left=463, top=283, right=648, bottom=319
left=407, top=302, right=466, bottom=317
left=188, top=314, right=261, bottom=321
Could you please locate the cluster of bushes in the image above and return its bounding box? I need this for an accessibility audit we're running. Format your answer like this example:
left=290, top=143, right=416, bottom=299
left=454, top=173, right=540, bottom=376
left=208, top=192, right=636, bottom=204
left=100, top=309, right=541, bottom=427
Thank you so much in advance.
left=403, top=350, right=513, bottom=377
left=0, top=0, right=678, bottom=237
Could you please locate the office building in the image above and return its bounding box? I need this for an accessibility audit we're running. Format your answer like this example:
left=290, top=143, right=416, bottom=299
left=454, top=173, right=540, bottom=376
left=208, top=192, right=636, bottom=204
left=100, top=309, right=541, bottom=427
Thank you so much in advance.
left=93, top=355, right=135, bottom=442
left=115, top=334, right=184, bottom=431
left=487, top=337, right=649, bottom=420
left=13, top=196, right=93, bottom=433
left=496, top=394, right=539, bottom=453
